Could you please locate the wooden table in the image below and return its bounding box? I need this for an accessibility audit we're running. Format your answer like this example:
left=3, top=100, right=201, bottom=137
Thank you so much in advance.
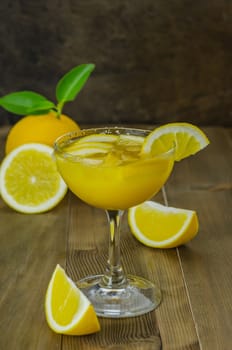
left=0, top=126, right=231, bottom=350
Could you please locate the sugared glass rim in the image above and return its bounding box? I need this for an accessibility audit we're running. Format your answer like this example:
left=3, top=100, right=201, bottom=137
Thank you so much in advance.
left=54, top=126, right=176, bottom=162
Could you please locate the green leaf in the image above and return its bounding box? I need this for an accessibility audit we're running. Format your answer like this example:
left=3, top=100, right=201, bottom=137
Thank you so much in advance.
left=0, top=91, right=55, bottom=115
left=56, top=63, right=95, bottom=105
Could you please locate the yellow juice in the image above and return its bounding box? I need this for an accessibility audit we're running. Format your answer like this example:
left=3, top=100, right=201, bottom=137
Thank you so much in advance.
left=55, top=133, right=174, bottom=210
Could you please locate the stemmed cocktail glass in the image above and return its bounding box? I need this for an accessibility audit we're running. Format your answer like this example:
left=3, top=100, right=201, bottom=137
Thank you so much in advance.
left=54, top=127, right=175, bottom=318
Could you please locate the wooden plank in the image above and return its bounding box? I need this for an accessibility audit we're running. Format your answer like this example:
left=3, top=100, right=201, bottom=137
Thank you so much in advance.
left=0, top=207, right=69, bottom=350
left=165, top=127, right=232, bottom=349
left=63, top=195, right=161, bottom=349
left=0, top=198, right=69, bottom=349
left=63, top=197, right=199, bottom=348
left=0, top=126, right=230, bottom=349
left=0, top=128, right=69, bottom=349
left=155, top=249, right=200, bottom=350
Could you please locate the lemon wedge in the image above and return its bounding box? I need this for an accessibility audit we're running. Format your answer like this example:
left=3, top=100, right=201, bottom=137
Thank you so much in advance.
left=142, top=123, right=210, bottom=161
left=45, top=264, right=100, bottom=335
left=128, top=201, right=199, bottom=248
left=0, top=143, right=67, bottom=213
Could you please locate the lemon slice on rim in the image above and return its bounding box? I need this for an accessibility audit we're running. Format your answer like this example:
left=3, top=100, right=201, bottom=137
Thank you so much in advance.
left=45, top=264, right=100, bottom=335
left=0, top=143, right=67, bottom=213
left=128, top=201, right=199, bottom=248
left=142, top=123, right=210, bottom=161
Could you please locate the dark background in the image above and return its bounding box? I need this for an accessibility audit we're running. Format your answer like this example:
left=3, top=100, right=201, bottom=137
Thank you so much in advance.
left=0, top=0, right=232, bottom=126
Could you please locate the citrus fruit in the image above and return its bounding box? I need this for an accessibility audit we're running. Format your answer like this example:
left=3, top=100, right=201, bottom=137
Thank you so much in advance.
left=76, top=134, right=144, bottom=146
left=0, top=143, right=67, bottom=213
left=45, top=264, right=100, bottom=335
left=128, top=201, right=199, bottom=248
left=5, top=111, right=80, bottom=154
left=142, top=122, right=210, bottom=161
left=77, top=134, right=117, bottom=144
left=65, top=141, right=113, bottom=154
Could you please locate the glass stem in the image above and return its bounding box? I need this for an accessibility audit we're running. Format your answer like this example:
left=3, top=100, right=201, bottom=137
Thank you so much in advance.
left=101, top=210, right=128, bottom=288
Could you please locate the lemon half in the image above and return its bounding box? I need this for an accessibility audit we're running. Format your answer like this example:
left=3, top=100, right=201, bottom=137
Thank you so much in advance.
left=0, top=143, right=67, bottom=213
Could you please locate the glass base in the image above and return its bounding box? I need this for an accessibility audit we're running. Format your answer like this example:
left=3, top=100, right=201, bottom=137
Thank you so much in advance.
left=77, top=274, right=161, bottom=318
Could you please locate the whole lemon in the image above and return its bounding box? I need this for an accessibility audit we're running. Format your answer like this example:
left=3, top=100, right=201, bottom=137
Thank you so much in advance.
left=5, top=111, right=80, bottom=154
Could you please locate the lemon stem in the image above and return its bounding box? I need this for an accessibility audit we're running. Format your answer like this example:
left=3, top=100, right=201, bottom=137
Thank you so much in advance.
left=56, top=101, right=65, bottom=119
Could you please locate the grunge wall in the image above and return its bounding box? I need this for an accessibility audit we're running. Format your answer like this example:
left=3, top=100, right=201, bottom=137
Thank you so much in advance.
left=0, top=1, right=232, bottom=126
